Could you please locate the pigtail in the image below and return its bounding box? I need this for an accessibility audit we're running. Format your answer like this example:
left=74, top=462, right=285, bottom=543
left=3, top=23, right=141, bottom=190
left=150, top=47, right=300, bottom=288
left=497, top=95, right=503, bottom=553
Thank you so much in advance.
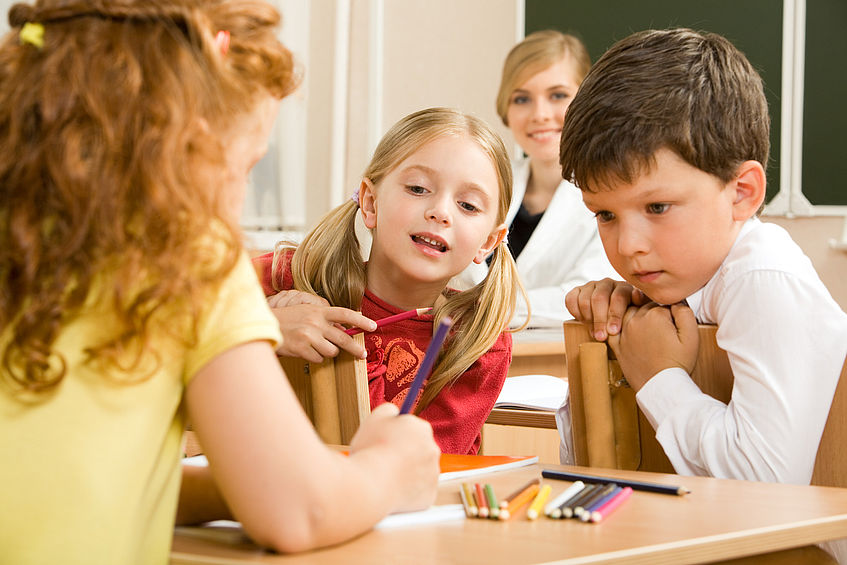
left=282, top=200, right=366, bottom=311
left=415, top=242, right=527, bottom=412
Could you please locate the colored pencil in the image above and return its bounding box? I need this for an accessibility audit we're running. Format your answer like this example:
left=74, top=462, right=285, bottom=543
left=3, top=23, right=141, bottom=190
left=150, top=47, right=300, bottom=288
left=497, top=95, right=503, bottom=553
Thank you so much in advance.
left=580, top=485, right=622, bottom=522
left=560, top=483, right=602, bottom=519
left=484, top=483, right=500, bottom=519
left=459, top=483, right=478, bottom=517
left=399, top=317, right=453, bottom=414
left=344, top=307, right=432, bottom=335
left=541, top=469, right=690, bottom=496
left=499, top=478, right=541, bottom=509
left=526, top=484, right=552, bottom=520
left=499, top=482, right=540, bottom=521
left=545, top=481, right=585, bottom=518
left=574, top=483, right=617, bottom=519
left=474, top=483, right=489, bottom=519
left=590, top=486, right=633, bottom=523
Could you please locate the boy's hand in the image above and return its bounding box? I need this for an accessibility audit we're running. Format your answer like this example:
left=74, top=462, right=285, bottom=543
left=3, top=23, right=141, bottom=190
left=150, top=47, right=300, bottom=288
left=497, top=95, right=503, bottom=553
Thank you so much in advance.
left=565, top=278, right=650, bottom=341
left=267, top=291, right=377, bottom=362
left=349, top=403, right=440, bottom=511
left=607, top=302, right=699, bottom=391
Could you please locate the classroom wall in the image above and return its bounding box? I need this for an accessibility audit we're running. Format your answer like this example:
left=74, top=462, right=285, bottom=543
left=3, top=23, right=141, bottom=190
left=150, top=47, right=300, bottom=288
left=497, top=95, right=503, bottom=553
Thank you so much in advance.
left=339, top=0, right=520, bottom=220
left=1, top=1, right=844, bottom=313
left=762, top=216, right=847, bottom=312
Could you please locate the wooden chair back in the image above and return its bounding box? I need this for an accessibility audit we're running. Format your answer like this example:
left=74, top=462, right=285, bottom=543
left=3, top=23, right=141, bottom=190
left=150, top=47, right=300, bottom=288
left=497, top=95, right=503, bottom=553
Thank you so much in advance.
left=279, top=333, right=371, bottom=445
left=563, top=320, right=847, bottom=488
left=183, top=335, right=371, bottom=456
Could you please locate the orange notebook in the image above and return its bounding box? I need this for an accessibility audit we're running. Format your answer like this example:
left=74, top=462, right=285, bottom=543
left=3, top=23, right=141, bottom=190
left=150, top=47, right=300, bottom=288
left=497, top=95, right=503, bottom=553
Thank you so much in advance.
left=438, top=453, right=538, bottom=482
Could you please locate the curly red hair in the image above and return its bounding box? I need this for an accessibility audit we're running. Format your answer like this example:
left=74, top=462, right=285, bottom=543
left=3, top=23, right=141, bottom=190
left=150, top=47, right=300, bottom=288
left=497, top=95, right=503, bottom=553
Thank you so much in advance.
left=0, top=0, right=298, bottom=391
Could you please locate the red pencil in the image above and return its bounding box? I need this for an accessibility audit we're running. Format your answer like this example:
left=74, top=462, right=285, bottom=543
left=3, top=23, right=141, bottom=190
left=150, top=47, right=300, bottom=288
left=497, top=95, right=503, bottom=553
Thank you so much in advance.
left=345, top=307, right=432, bottom=335
left=474, top=483, right=490, bottom=519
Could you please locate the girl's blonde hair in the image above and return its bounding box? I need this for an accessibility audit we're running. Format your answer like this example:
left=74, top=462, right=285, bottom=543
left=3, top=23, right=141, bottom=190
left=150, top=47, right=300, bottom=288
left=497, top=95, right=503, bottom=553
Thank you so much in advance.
left=496, top=30, right=591, bottom=126
left=275, top=107, right=525, bottom=413
left=0, top=0, right=298, bottom=392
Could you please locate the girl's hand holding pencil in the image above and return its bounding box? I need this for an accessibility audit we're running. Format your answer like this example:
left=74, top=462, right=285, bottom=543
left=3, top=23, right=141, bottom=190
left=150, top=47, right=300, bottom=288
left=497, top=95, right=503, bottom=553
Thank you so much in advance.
left=349, top=402, right=440, bottom=512
left=267, top=290, right=377, bottom=363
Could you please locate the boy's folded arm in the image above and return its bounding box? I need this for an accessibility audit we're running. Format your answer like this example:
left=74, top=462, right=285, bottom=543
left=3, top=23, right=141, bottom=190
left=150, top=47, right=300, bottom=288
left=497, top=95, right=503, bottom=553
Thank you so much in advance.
left=635, top=272, right=845, bottom=484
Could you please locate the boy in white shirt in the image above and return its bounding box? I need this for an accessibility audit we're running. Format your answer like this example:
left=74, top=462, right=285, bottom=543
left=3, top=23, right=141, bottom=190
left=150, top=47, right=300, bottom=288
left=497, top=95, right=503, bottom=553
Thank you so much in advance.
left=559, top=28, right=847, bottom=486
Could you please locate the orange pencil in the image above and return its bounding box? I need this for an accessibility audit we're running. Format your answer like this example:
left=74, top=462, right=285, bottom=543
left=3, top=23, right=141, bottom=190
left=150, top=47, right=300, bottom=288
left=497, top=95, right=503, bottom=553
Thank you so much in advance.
left=499, top=478, right=541, bottom=509
left=499, top=482, right=540, bottom=520
left=474, top=483, right=489, bottom=519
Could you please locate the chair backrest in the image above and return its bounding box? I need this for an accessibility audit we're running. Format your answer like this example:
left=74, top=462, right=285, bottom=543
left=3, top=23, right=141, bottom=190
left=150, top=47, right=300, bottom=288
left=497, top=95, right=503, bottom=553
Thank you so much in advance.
left=279, top=333, right=371, bottom=445
left=563, top=320, right=847, bottom=487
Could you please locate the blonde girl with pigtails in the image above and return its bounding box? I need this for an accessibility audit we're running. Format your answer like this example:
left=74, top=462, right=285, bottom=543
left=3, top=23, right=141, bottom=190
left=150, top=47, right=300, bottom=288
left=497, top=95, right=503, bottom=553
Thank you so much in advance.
left=257, top=107, right=528, bottom=455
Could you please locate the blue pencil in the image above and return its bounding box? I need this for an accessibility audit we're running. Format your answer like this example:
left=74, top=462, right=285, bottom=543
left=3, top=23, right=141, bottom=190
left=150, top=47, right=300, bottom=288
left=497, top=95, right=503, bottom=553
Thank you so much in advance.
left=399, top=317, right=453, bottom=414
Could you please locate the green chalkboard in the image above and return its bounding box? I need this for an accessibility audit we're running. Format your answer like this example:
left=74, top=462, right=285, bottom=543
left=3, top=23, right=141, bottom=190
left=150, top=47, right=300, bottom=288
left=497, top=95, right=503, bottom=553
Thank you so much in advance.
left=526, top=0, right=784, bottom=202
left=802, top=0, right=847, bottom=206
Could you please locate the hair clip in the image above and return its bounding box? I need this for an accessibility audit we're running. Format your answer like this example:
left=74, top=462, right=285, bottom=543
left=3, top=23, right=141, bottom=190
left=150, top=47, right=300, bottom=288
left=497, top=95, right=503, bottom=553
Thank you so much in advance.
left=215, top=30, right=230, bottom=56
left=20, top=22, right=45, bottom=50
left=350, top=187, right=360, bottom=205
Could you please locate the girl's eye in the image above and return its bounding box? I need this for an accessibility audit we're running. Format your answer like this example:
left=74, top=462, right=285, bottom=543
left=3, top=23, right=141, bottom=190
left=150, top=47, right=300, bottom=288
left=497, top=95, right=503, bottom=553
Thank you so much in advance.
left=459, top=201, right=479, bottom=213
left=594, top=210, right=615, bottom=223
left=647, top=203, right=670, bottom=214
left=406, top=185, right=427, bottom=195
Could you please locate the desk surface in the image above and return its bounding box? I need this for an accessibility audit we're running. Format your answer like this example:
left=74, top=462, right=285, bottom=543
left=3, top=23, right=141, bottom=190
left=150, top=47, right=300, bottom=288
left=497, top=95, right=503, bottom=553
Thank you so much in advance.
left=171, top=464, right=847, bottom=565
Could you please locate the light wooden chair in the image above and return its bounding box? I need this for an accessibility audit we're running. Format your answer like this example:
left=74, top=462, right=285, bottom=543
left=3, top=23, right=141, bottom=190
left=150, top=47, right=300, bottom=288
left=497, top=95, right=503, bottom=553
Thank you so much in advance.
left=278, top=333, right=371, bottom=446
left=183, top=334, right=371, bottom=456
left=563, top=319, right=847, bottom=564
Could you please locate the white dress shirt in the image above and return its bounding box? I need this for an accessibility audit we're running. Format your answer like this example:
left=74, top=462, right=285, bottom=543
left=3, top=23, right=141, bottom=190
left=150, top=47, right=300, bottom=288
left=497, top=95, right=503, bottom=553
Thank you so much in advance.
left=636, top=217, right=847, bottom=485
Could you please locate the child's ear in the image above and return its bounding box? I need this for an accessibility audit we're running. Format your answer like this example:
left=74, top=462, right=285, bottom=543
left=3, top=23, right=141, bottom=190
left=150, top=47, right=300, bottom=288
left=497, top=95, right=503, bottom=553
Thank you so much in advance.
left=730, top=160, right=766, bottom=221
left=474, top=223, right=508, bottom=264
left=359, top=178, right=378, bottom=229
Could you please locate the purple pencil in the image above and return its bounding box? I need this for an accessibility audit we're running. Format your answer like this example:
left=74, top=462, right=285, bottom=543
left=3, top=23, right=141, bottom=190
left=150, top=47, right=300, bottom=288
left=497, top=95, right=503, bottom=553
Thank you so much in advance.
left=399, top=317, right=453, bottom=414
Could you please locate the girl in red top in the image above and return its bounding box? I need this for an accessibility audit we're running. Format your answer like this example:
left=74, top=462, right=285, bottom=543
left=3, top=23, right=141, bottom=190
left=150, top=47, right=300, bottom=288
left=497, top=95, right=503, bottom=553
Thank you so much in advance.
left=255, top=107, right=526, bottom=454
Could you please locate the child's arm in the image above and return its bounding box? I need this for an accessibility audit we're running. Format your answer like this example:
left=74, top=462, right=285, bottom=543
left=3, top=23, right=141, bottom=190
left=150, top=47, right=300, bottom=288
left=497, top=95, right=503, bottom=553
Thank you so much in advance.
left=606, top=302, right=699, bottom=391
left=565, top=278, right=650, bottom=341
left=182, top=340, right=440, bottom=553
left=267, top=290, right=376, bottom=362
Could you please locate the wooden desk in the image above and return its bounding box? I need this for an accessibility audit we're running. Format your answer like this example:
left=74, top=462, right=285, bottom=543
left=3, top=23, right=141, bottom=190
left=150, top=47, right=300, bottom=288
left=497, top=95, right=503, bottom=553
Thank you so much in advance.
left=171, top=463, right=847, bottom=564
left=509, top=327, right=566, bottom=379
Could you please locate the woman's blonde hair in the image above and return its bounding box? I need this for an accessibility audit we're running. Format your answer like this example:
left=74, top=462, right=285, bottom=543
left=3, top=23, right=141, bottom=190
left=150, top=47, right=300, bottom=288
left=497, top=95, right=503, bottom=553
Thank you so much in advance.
left=275, top=107, right=525, bottom=413
left=0, top=0, right=298, bottom=392
left=496, top=29, right=591, bottom=125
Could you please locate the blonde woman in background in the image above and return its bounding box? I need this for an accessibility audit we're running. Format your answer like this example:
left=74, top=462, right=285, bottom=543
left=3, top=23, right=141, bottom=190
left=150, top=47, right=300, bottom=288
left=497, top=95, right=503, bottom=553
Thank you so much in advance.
left=457, top=30, right=619, bottom=327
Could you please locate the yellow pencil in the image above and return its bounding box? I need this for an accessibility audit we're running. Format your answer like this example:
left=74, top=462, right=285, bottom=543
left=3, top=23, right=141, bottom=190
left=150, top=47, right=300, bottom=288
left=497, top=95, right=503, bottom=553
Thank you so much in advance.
left=460, top=483, right=478, bottom=518
left=526, top=484, right=552, bottom=520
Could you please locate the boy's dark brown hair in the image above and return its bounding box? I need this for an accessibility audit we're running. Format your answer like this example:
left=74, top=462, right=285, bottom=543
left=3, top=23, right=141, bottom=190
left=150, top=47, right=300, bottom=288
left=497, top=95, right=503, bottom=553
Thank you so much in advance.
left=559, top=28, right=770, bottom=192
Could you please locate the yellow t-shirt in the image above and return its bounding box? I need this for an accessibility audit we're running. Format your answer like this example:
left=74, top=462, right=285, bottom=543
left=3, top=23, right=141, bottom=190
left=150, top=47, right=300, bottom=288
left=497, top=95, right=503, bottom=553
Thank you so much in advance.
left=0, top=251, right=281, bottom=565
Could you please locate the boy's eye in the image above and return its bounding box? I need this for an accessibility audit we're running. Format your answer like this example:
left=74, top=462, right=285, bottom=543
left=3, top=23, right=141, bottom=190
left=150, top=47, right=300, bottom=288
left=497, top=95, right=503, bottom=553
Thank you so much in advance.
left=647, top=203, right=670, bottom=214
left=594, top=210, right=615, bottom=223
